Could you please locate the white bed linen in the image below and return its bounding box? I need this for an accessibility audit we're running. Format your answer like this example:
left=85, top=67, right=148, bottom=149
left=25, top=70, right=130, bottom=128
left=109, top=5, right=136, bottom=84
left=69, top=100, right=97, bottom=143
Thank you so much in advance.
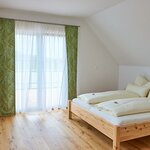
left=97, top=98, right=150, bottom=117
left=78, top=90, right=139, bottom=104
left=72, top=98, right=150, bottom=125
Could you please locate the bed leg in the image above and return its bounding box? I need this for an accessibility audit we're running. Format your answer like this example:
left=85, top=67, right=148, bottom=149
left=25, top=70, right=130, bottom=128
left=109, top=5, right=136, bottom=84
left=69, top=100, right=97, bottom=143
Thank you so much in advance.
left=113, top=127, right=120, bottom=150
left=68, top=100, right=72, bottom=119
left=113, top=140, right=120, bottom=150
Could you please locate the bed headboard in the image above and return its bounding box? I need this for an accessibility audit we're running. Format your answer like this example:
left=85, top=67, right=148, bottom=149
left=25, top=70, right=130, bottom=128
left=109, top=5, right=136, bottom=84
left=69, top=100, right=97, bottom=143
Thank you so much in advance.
left=118, top=65, right=150, bottom=90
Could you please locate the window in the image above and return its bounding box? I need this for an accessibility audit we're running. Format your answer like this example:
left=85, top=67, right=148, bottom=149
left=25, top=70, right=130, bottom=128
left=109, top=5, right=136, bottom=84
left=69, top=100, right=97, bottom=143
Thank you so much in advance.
left=15, top=21, right=68, bottom=112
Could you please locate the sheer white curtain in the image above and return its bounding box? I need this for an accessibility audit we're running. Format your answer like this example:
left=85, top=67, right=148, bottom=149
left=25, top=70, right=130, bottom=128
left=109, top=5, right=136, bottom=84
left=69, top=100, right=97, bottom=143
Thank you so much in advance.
left=15, top=21, right=68, bottom=113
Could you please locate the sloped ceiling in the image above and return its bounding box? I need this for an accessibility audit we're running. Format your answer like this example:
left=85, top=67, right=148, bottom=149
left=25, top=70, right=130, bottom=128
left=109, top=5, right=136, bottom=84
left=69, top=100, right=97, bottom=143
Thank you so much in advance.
left=87, top=0, right=150, bottom=66
left=0, top=0, right=124, bottom=17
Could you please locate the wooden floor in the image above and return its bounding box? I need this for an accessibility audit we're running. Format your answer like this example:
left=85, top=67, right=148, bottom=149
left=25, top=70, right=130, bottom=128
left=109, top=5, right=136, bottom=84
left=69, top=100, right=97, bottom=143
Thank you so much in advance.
left=0, top=110, right=150, bottom=150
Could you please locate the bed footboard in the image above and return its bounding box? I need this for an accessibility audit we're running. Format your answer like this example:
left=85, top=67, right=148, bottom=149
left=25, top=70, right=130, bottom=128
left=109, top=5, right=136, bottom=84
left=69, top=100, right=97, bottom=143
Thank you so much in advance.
left=68, top=100, right=150, bottom=150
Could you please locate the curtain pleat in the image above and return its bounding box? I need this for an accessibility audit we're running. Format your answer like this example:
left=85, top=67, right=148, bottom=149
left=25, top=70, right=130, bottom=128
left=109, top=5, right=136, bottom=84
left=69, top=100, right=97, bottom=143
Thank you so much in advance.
left=65, top=26, right=78, bottom=100
left=0, top=18, right=15, bottom=116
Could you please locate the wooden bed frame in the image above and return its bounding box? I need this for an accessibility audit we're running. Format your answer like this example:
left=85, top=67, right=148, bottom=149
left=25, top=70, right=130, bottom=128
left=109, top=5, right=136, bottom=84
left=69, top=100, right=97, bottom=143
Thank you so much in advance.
left=68, top=100, right=150, bottom=150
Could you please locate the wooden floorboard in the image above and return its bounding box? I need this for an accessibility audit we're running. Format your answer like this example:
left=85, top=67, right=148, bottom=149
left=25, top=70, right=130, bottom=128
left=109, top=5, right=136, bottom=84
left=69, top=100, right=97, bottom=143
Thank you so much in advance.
left=0, top=110, right=150, bottom=150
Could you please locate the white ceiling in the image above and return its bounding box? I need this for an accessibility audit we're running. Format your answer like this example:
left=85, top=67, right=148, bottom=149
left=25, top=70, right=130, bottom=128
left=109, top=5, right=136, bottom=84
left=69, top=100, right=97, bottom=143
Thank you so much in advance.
left=0, top=0, right=124, bottom=17
left=87, top=0, right=150, bottom=66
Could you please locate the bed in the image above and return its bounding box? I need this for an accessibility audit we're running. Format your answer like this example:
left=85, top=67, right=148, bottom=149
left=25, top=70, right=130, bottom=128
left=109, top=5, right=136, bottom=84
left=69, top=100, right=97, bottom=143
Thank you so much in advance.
left=68, top=98, right=150, bottom=150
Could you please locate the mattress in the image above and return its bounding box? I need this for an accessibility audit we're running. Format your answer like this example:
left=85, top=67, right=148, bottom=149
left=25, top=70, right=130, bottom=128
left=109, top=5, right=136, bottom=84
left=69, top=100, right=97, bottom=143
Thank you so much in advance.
left=72, top=98, right=150, bottom=125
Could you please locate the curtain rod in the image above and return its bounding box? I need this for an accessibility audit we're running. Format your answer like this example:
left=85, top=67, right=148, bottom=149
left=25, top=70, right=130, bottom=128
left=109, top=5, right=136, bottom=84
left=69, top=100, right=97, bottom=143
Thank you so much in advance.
left=15, top=18, right=80, bottom=27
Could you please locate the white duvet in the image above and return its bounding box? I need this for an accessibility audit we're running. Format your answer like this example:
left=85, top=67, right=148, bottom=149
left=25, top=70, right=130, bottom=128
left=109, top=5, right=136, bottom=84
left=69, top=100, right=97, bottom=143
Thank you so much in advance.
left=78, top=90, right=140, bottom=104
left=97, top=98, right=150, bottom=117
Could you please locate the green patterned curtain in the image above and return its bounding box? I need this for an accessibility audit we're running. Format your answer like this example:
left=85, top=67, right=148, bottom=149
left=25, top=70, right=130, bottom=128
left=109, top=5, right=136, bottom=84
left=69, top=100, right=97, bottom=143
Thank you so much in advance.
left=65, top=25, right=78, bottom=100
left=0, top=18, right=15, bottom=116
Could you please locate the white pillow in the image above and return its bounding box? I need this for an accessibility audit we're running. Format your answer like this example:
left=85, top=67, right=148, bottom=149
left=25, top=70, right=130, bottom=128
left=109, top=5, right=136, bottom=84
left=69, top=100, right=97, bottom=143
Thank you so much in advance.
left=126, top=83, right=149, bottom=97
left=144, top=82, right=150, bottom=88
left=134, top=75, right=148, bottom=86
left=148, top=92, right=150, bottom=98
left=143, top=82, right=150, bottom=97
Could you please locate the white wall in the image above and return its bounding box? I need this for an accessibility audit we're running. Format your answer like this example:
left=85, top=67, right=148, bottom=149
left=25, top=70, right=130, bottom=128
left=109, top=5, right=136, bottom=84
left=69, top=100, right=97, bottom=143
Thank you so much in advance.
left=0, top=8, right=119, bottom=95
left=86, top=0, right=150, bottom=91
left=87, top=0, right=150, bottom=66
left=119, top=65, right=150, bottom=90
left=78, top=23, right=118, bottom=94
